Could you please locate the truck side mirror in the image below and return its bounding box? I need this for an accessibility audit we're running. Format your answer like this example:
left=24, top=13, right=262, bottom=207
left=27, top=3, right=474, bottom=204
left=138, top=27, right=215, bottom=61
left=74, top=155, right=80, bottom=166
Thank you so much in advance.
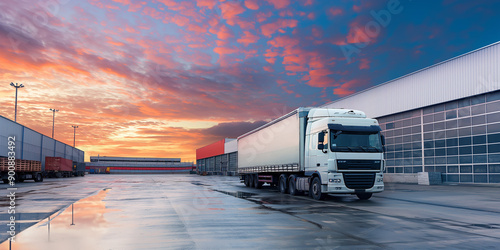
left=318, top=144, right=324, bottom=150
left=318, top=132, right=325, bottom=143
left=381, top=135, right=385, bottom=145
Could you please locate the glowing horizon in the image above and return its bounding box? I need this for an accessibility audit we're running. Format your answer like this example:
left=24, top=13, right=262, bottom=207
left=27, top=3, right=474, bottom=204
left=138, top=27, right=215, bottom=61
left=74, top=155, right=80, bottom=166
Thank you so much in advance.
left=1, top=0, right=499, bottom=162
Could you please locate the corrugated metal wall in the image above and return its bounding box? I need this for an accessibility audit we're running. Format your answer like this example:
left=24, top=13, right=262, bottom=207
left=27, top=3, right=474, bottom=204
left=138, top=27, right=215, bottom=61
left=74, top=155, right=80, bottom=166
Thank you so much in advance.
left=0, top=115, right=84, bottom=170
left=23, top=128, right=42, bottom=161
left=196, top=152, right=238, bottom=175
left=323, top=42, right=500, bottom=118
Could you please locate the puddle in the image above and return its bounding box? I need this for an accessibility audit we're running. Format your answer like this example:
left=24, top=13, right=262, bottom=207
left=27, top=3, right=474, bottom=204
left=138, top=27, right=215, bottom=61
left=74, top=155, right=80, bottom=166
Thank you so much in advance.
left=0, top=188, right=119, bottom=250
left=191, top=182, right=209, bottom=186
left=213, top=190, right=256, bottom=198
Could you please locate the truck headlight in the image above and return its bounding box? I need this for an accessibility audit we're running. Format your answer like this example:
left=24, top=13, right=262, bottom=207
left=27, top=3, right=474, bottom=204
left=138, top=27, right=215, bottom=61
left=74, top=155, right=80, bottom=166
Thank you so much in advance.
left=329, top=178, right=342, bottom=183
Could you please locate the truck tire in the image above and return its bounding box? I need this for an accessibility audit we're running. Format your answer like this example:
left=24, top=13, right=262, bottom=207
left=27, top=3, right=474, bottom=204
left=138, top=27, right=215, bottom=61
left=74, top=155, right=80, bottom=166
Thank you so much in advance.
left=249, top=174, right=255, bottom=188
left=310, top=177, right=324, bottom=200
left=279, top=174, right=288, bottom=194
left=356, top=193, right=372, bottom=200
left=2, top=179, right=9, bottom=184
left=244, top=175, right=250, bottom=187
left=288, top=175, right=297, bottom=196
left=253, top=174, right=262, bottom=189
left=34, top=173, right=43, bottom=182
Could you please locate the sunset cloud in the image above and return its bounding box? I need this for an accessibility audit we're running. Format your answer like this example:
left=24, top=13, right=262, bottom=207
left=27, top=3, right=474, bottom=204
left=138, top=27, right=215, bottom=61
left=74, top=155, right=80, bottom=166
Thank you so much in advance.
left=0, top=0, right=497, bottom=162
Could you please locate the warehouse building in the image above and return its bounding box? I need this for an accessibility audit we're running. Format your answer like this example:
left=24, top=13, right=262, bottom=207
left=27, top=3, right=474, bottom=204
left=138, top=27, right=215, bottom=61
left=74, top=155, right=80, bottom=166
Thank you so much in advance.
left=196, top=138, right=238, bottom=176
left=323, top=41, right=500, bottom=183
left=0, top=115, right=84, bottom=168
left=86, top=156, right=195, bottom=174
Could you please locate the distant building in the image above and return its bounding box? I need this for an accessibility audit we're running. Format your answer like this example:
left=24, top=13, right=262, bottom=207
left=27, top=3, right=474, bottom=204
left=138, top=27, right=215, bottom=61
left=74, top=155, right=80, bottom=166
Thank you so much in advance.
left=196, top=138, right=237, bottom=176
left=86, top=156, right=195, bottom=174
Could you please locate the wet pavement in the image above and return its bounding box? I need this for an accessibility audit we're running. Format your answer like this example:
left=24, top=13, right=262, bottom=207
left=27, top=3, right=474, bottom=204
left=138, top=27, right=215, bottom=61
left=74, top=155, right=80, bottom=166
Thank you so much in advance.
left=1, top=175, right=500, bottom=249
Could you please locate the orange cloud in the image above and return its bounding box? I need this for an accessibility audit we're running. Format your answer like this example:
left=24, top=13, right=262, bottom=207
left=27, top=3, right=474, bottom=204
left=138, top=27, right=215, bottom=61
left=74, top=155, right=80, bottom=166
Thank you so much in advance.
left=256, top=12, right=273, bottom=22
left=265, top=57, right=276, bottom=64
left=276, top=79, right=287, bottom=85
left=261, top=19, right=298, bottom=37
left=281, top=85, right=294, bottom=94
left=346, top=21, right=373, bottom=44
left=244, top=0, right=259, bottom=10
left=334, top=79, right=363, bottom=97
left=111, top=0, right=131, bottom=4
left=209, top=24, right=234, bottom=40
left=268, top=35, right=300, bottom=48
left=265, top=0, right=290, bottom=9
left=359, top=58, right=370, bottom=69
left=263, top=66, right=274, bottom=72
left=197, top=0, right=217, bottom=9
left=237, top=31, right=260, bottom=46
left=187, top=23, right=208, bottom=33
left=328, top=7, right=343, bottom=16
left=220, top=1, right=246, bottom=20
left=142, top=6, right=163, bottom=19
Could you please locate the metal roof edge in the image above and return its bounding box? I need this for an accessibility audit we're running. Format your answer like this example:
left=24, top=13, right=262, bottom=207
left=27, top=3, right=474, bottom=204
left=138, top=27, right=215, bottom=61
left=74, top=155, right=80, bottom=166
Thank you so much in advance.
left=322, top=40, right=500, bottom=108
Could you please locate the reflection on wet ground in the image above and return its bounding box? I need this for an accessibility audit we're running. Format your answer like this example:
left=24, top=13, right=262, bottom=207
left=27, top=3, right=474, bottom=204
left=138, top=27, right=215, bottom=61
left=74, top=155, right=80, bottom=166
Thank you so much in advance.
left=1, top=189, right=117, bottom=250
left=212, top=189, right=256, bottom=198
left=1, top=175, right=500, bottom=249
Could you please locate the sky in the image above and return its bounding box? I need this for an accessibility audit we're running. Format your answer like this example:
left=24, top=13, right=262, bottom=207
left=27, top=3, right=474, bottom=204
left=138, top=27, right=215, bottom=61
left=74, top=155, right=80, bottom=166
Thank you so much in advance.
left=0, top=0, right=499, bottom=163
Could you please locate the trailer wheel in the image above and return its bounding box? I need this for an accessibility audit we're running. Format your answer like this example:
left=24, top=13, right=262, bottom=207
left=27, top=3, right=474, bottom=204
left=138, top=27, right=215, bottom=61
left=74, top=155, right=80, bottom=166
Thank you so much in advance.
left=288, top=175, right=297, bottom=196
left=34, top=173, right=43, bottom=182
left=356, top=193, right=372, bottom=200
left=279, top=174, right=288, bottom=194
left=244, top=175, right=250, bottom=187
left=254, top=174, right=263, bottom=189
left=310, top=177, right=324, bottom=200
left=248, top=174, right=255, bottom=188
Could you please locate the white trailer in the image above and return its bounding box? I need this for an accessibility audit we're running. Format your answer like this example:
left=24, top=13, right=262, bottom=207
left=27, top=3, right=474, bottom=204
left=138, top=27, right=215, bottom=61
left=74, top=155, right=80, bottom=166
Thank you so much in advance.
left=238, top=107, right=385, bottom=200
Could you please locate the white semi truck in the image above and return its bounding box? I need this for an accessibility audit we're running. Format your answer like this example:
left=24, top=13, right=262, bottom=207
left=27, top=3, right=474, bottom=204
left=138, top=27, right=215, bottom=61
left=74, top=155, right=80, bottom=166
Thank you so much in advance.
left=238, top=107, right=385, bottom=200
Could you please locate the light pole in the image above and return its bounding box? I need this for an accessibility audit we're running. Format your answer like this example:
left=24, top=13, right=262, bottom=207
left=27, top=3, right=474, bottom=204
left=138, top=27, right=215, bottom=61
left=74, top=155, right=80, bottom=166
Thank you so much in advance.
left=10, top=82, right=24, bottom=122
left=50, top=108, right=59, bottom=138
left=72, top=125, right=79, bottom=147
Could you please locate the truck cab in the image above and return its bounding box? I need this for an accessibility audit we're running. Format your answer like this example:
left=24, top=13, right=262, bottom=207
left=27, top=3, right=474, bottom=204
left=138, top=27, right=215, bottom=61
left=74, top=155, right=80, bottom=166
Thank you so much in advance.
left=305, top=108, right=385, bottom=200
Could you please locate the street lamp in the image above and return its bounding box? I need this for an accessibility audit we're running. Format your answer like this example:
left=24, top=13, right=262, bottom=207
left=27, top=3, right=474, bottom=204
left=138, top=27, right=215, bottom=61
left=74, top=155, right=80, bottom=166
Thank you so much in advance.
left=72, top=125, right=79, bottom=147
left=50, top=108, right=59, bottom=138
left=10, top=82, right=24, bottom=122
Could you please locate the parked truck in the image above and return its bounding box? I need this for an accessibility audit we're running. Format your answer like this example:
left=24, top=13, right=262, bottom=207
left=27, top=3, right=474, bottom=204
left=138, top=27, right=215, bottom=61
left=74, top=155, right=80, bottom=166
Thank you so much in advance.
left=72, top=162, right=86, bottom=177
left=238, top=108, right=385, bottom=200
left=0, top=158, right=44, bottom=183
left=45, top=157, right=73, bottom=178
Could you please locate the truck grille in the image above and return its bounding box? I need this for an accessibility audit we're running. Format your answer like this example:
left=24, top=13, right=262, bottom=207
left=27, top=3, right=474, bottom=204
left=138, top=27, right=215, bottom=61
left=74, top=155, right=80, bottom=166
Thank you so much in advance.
left=337, top=160, right=381, bottom=170
left=342, top=173, right=375, bottom=189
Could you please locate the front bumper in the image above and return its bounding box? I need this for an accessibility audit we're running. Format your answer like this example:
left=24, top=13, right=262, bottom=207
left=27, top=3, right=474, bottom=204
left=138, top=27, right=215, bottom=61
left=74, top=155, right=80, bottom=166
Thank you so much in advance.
left=324, top=172, right=384, bottom=194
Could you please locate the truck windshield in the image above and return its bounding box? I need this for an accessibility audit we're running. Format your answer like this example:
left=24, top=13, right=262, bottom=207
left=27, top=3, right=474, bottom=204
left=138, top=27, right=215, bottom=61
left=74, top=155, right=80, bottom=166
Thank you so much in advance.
left=330, top=130, right=383, bottom=152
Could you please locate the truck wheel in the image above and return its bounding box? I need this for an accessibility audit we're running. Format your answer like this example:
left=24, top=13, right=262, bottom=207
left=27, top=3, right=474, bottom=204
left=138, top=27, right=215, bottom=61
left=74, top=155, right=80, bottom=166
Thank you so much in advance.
left=356, top=193, right=372, bottom=200
left=244, top=175, right=250, bottom=187
left=2, top=179, right=8, bottom=184
left=288, top=175, right=297, bottom=196
left=17, top=178, right=24, bottom=183
left=249, top=174, right=255, bottom=188
left=253, top=174, right=262, bottom=189
left=310, top=177, right=324, bottom=200
left=34, top=173, right=43, bottom=182
left=279, top=174, right=288, bottom=194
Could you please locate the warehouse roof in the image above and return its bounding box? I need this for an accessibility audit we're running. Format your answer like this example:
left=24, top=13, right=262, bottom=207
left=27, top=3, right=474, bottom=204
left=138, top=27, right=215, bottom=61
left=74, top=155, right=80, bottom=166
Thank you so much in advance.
left=322, top=41, right=500, bottom=118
